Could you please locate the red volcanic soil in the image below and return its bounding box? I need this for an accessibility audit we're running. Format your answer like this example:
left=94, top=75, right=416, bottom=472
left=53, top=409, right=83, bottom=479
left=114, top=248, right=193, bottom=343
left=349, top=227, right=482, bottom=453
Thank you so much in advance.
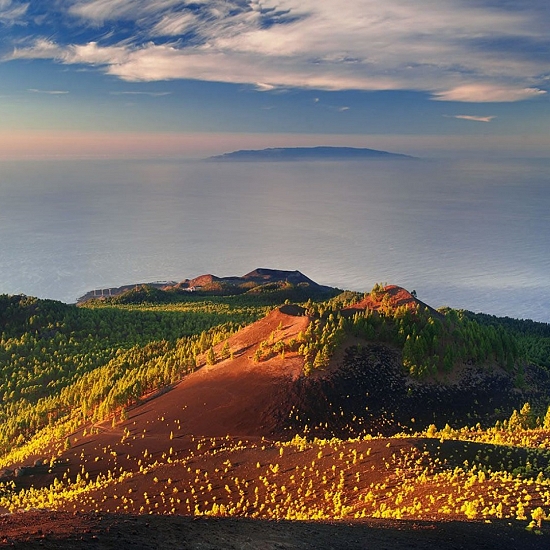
left=125, top=306, right=309, bottom=438
left=7, top=306, right=311, bottom=490
left=344, top=285, right=440, bottom=316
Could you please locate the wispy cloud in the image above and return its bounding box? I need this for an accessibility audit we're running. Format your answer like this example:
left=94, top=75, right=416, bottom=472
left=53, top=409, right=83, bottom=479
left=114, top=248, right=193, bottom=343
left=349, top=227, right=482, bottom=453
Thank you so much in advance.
left=445, top=114, right=496, bottom=123
left=0, top=0, right=28, bottom=26
left=3, top=1, right=549, bottom=102
left=152, top=11, right=198, bottom=37
left=313, top=98, right=350, bottom=112
left=254, top=82, right=277, bottom=92
left=28, top=88, right=69, bottom=94
left=11, top=39, right=130, bottom=65
left=67, top=0, right=183, bottom=24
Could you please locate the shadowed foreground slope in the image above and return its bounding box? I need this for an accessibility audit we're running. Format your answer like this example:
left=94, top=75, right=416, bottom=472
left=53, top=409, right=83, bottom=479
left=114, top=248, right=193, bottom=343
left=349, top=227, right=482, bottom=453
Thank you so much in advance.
left=1, top=512, right=548, bottom=550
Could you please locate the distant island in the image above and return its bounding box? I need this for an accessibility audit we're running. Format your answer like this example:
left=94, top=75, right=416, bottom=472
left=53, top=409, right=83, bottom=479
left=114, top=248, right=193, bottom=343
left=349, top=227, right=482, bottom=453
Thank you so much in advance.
left=207, top=146, right=415, bottom=161
left=76, top=268, right=336, bottom=304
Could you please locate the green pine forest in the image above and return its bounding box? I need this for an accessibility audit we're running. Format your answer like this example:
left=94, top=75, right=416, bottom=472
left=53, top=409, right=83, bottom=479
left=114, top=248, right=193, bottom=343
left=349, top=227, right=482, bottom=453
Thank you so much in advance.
left=1, top=283, right=550, bottom=466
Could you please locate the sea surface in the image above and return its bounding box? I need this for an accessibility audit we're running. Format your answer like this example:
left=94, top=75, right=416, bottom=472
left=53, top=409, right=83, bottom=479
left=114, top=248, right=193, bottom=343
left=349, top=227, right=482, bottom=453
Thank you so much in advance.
left=0, top=157, right=549, bottom=322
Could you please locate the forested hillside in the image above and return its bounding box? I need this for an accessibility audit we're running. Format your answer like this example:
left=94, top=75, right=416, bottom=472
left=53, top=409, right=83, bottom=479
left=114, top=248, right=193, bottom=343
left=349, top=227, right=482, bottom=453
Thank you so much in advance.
left=1, top=283, right=550, bottom=466
left=0, top=293, right=264, bottom=461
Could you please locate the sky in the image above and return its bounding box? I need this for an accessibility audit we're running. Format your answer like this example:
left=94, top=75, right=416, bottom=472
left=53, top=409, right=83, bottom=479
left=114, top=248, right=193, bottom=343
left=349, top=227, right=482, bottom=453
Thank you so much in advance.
left=0, top=0, right=549, bottom=158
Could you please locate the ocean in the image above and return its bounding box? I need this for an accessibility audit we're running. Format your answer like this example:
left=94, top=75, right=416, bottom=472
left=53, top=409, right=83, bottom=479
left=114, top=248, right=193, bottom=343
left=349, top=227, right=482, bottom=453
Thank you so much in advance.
left=0, top=157, right=549, bottom=322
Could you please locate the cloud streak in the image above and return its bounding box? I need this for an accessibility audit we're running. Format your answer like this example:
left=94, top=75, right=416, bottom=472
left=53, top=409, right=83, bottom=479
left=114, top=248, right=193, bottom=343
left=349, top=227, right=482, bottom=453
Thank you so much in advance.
left=446, top=115, right=496, bottom=123
left=28, top=88, right=69, bottom=94
left=110, top=90, right=171, bottom=96
left=3, top=1, right=549, bottom=102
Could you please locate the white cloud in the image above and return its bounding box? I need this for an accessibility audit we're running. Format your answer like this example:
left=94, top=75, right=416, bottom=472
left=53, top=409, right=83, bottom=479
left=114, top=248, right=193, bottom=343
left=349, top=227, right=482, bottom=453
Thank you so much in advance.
left=0, top=0, right=28, bottom=25
left=97, top=42, right=398, bottom=92
left=63, top=42, right=130, bottom=65
left=446, top=115, right=496, bottom=123
left=434, top=84, right=545, bottom=103
left=10, top=38, right=63, bottom=59
left=6, top=1, right=550, bottom=102
left=10, top=39, right=130, bottom=65
left=254, top=82, right=277, bottom=92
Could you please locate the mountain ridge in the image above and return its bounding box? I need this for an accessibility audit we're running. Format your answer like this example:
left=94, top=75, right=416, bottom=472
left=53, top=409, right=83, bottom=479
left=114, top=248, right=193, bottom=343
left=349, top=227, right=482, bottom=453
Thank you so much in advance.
left=77, top=268, right=335, bottom=303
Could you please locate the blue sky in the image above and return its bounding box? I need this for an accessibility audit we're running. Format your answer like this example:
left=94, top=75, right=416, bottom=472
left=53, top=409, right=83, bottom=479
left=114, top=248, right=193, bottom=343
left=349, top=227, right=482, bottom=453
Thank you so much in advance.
left=0, top=0, right=549, bottom=158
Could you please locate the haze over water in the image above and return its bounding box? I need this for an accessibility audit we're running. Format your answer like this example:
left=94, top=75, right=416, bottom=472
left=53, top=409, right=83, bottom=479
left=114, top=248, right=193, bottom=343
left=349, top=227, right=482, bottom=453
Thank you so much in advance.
left=0, top=157, right=549, bottom=322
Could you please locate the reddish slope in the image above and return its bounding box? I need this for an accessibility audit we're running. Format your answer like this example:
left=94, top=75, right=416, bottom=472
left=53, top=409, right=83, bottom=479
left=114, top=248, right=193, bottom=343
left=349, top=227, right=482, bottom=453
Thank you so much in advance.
left=123, top=306, right=309, bottom=439
left=344, top=285, right=441, bottom=316
left=3, top=307, right=310, bottom=497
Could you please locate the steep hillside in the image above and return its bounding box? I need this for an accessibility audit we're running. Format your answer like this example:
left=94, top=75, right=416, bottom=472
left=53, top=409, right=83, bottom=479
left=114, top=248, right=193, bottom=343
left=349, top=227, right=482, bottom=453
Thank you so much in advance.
left=98, top=306, right=310, bottom=439
left=272, top=343, right=550, bottom=438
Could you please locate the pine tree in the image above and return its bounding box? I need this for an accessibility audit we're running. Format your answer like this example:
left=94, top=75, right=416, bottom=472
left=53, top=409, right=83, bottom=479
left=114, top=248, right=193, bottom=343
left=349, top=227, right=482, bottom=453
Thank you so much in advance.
left=220, top=341, right=230, bottom=361
left=520, top=402, right=534, bottom=429
left=206, top=347, right=217, bottom=366
left=313, top=350, right=325, bottom=369
left=507, top=409, right=522, bottom=432
left=543, top=406, right=550, bottom=429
